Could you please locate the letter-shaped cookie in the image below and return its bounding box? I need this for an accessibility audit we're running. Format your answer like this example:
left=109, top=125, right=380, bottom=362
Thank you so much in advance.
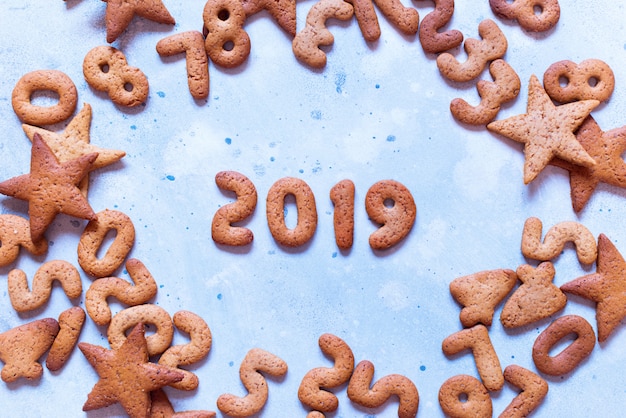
left=442, top=324, right=504, bottom=391
left=292, top=0, right=354, bottom=68
left=436, top=19, right=507, bottom=82
left=501, top=364, right=549, bottom=417
left=241, top=0, right=297, bottom=36
left=0, top=318, right=59, bottom=382
left=203, top=0, right=251, bottom=68
left=150, top=388, right=217, bottom=418
left=46, top=306, right=86, bottom=371
left=108, top=304, right=174, bottom=357
left=521, top=217, right=597, bottom=264
left=0, top=214, right=48, bottom=267
left=438, top=374, right=492, bottom=418
left=449, top=269, right=517, bottom=327
left=489, top=0, right=560, bottom=32
left=450, top=59, right=521, bottom=125
left=347, top=360, right=419, bottom=418
left=532, top=315, right=595, bottom=376
left=159, top=310, right=213, bottom=391
left=11, top=69, right=78, bottom=126
left=212, top=171, right=257, bottom=246
left=365, top=179, right=416, bottom=250
left=78, top=208, right=135, bottom=278
left=298, top=333, right=355, bottom=413
left=418, top=0, right=463, bottom=54
left=543, top=59, right=615, bottom=103
left=85, top=258, right=158, bottom=325
left=8, top=260, right=82, bottom=312
left=330, top=179, right=355, bottom=250
left=500, top=262, right=567, bottom=328
left=266, top=177, right=318, bottom=247
left=156, top=31, right=210, bottom=100
left=345, top=0, right=418, bottom=42
left=217, top=348, right=288, bottom=416
left=83, top=46, right=149, bottom=107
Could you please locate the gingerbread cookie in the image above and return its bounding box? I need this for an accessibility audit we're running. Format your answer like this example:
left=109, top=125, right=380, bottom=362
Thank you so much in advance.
left=500, top=262, right=567, bottom=328
left=418, top=0, right=463, bottom=54
left=449, top=269, right=517, bottom=327
left=46, top=307, right=86, bottom=371
left=561, top=233, right=626, bottom=342
left=543, top=59, right=615, bottom=103
left=79, top=323, right=184, bottom=417
left=0, top=132, right=97, bottom=242
left=0, top=318, right=59, bottom=382
left=11, top=69, right=77, bottom=126
left=487, top=74, right=599, bottom=184
left=217, top=348, right=288, bottom=416
left=489, top=0, right=560, bottom=32
left=103, top=0, right=176, bottom=43
left=0, top=214, right=48, bottom=267
left=212, top=171, right=257, bottom=246
left=347, top=360, right=419, bottom=418
left=438, top=374, right=492, bottom=418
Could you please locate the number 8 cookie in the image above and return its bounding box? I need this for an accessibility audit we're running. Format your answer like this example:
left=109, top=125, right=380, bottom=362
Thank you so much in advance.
left=543, top=59, right=615, bottom=103
left=203, top=0, right=251, bottom=68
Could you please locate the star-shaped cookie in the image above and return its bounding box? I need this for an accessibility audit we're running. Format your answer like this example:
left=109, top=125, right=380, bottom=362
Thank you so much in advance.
left=561, top=233, right=626, bottom=342
left=0, top=133, right=98, bottom=242
left=22, top=103, right=126, bottom=197
left=487, top=74, right=599, bottom=184
left=104, top=0, right=176, bottom=43
left=78, top=322, right=184, bottom=418
left=551, top=116, right=626, bottom=212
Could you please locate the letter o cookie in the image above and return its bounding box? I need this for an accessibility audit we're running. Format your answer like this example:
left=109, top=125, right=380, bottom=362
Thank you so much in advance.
left=11, top=70, right=78, bottom=126
left=266, top=177, right=318, bottom=247
left=532, top=314, right=595, bottom=376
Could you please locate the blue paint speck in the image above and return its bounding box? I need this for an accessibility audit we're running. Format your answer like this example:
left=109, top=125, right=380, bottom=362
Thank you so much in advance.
left=157, top=91, right=165, bottom=98
left=130, top=125, right=137, bottom=130
left=270, top=156, right=275, bottom=162
left=420, top=365, right=426, bottom=371
left=166, top=175, right=175, bottom=181
left=225, top=137, right=232, bottom=145
left=386, top=135, right=396, bottom=142
left=311, top=110, right=322, bottom=120
left=335, top=72, right=346, bottom=93
left=332, top=252, right=337, bottom=258
left=217, top=293, right=222, bottom=300
left=229, top=361, right=234, bottom=367
left=375, top=84, right=380, bottom=89
left=299, top=169, right=304, bottom=174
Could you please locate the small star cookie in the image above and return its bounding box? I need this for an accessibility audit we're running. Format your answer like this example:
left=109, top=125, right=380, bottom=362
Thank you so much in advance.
left=0, top=133, right=98, bottom=242
left=487, top=74, right=599, bottom=184
left=78, top=322, right=184, bottom=418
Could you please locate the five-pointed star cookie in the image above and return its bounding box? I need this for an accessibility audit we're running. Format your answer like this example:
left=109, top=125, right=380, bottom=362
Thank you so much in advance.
left=487, top=74, right=599, bottom=184
left=0, top=133, right=98, bottom=242
left=104, top=0, right=176, bottom=43
left=551, top=116, right=626, bottom=212
left=22, top=103, right=126, bottom=197
left=561, top=233, right=626, bottom=343
left=78, top=323, right=184, bottom=418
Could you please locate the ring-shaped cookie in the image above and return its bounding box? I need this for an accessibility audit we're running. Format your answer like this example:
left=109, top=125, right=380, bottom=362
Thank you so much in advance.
left=438, top=374, right=492, bottom=418
left=266, top=177, right=318, bottom=247
left=543, top=59, right=615, bottom=103
left=11, top=69, right=77, bottom=125
left=78, top=209, right=135, bottom=278
left=108, top=304, right=174, bottom=357
left=532, top=314, right=595, bottom=375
